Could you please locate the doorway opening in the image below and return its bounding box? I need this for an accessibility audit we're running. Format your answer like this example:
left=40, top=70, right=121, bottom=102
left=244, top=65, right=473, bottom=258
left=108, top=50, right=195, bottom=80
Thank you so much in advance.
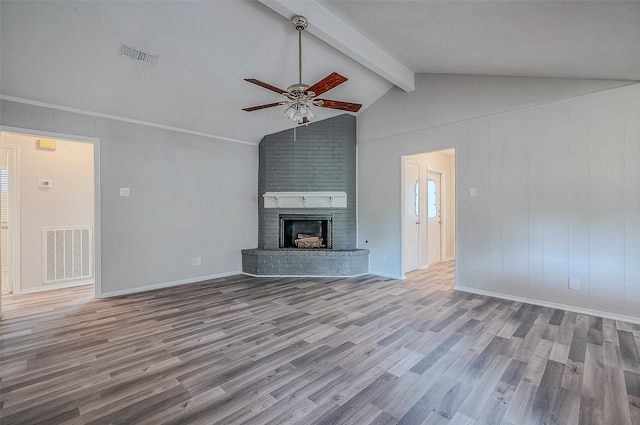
left=402, top=149, right=456, bottom=279
left=1, top=144, right=19, bottom=295
left=0, top=128, right=100, bottom=302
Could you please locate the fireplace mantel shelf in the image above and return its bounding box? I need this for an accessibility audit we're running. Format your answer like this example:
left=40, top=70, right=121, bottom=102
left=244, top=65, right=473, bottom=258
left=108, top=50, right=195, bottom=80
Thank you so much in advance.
left=263, top=191, right=347, bottom=209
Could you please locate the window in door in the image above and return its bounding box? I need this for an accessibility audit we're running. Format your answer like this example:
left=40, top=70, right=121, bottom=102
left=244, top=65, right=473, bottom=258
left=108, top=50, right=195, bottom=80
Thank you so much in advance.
left=427, top=179, right=437, bottom=218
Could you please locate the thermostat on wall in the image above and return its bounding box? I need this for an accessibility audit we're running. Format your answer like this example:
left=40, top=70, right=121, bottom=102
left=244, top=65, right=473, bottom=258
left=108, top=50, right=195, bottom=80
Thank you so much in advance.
left=39, top=179, right=53, bottom=189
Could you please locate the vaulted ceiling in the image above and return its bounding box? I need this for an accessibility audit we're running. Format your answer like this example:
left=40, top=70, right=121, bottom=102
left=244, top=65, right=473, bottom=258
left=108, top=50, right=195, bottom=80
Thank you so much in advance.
left=1, top=1, right=638, bottom=144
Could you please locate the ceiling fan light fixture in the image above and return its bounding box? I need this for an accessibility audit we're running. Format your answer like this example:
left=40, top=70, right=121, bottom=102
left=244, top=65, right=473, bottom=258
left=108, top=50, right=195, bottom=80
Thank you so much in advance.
left=284, top=105, right=296, bottom=119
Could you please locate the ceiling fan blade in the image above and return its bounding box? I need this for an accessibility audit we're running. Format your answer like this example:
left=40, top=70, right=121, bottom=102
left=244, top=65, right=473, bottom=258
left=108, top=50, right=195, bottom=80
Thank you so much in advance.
left=242, top=102, right=285, bottom=112
left=306, top=72, right=347, bottom=96
left=317, top=99, right=362, bottom=113
left=244, top=79, right=288, bottom=95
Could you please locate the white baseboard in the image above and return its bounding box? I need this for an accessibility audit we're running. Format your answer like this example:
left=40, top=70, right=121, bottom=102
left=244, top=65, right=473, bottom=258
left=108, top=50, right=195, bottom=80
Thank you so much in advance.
left=242, top=272, right=368, bottom=278
left=369, top=271, right=405, bottom=280
left=20, top=279, right=94, bottom=294
left=455, top=285, right=640, bottom=325
left=100, top=271, right=241, bottom=298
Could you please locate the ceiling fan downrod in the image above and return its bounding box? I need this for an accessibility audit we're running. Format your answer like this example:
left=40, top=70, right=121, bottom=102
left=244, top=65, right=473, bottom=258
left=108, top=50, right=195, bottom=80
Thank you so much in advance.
left=291, top=16, right=308, bottom=86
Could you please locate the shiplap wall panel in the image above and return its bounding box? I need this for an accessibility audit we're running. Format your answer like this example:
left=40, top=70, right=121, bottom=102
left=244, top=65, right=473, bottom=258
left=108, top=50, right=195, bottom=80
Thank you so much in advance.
left=489, top=116, right=504, bottom=294
left=502, top=109, right=530, bottom=298
left=361, top=83, right=639, bottom=320
left=467, top=119, right=491, bottom=289
left=542, top=101, right=570, bottom=304
left=567, top=98, right=591, bottom=309
left=528, top=107, right=544, bottom=300
left=589, top=90, right=626, bottom=313
left=453, top=84, right=639, bottom=320
left=625, top=85, right=640, bottom=317
left=455, top=123, right=470, bottom=288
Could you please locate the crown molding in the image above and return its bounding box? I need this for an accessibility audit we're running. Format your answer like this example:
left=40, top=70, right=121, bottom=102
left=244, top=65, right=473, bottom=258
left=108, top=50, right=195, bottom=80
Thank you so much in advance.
left=0, top=95, right=258, bottom=146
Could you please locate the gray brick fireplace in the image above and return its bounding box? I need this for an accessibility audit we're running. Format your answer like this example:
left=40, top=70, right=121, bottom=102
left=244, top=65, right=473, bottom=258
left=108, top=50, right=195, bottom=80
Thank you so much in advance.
left=242, top=114, right=369, bottom=276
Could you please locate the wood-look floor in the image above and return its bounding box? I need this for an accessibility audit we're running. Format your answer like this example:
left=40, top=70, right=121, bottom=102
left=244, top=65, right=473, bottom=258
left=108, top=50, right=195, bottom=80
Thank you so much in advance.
left=1, top=261, right=639, bottom=425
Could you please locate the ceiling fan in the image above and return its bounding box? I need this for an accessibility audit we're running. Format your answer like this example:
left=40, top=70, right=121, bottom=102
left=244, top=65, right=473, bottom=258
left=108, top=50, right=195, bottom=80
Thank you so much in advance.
left=242, top=15, right=362, bottom=125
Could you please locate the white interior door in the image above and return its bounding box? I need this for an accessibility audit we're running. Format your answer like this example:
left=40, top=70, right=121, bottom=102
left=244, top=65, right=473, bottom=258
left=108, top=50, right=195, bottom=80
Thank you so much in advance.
left=1, top=147, right=12, bottom=294
left=427, top=171, right=442, bottom=265
left=403, top=161, right=420, bottom=273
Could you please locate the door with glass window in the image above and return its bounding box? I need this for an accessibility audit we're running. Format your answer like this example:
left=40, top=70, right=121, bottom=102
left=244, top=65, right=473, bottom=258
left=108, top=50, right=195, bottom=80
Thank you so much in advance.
left=403, top=161, right=420, bottom=273
left=427, top=171, right=442, bottom=265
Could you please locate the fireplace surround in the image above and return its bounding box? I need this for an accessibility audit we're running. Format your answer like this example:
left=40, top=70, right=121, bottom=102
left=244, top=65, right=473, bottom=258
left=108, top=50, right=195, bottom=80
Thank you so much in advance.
left=241, top=114, right=368, bottom=276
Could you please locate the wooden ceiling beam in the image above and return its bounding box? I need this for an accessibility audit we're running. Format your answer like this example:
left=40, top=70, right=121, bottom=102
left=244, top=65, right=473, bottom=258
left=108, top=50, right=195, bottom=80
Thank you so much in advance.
left=258, top=0, right=415, bottom=92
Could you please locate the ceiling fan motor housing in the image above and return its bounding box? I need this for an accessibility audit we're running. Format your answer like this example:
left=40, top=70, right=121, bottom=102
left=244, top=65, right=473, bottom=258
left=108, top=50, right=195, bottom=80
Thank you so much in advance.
left=286, top=83, right=312, bottom=96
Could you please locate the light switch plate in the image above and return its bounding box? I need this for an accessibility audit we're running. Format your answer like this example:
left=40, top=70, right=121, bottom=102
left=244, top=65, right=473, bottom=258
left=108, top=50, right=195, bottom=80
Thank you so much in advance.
left=119, top=187, right=131, bottom=197
left=39, top=179, right=53, bottom=189
left=469, top=187, right=477, bottom=197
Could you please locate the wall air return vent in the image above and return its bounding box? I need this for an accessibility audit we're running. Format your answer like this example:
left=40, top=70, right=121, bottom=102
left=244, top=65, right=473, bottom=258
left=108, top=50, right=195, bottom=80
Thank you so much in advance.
left=118, top=42, right=158, bottom=67
left=43, top=226, right=93, bottom=284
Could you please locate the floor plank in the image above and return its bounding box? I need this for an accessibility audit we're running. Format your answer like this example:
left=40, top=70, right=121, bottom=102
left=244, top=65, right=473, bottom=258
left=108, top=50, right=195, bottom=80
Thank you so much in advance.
left=0, top=260, right=638, bottom=424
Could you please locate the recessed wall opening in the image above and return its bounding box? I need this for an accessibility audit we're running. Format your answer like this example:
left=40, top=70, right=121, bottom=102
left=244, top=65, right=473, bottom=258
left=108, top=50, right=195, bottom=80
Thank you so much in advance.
left=402, top=148, right=456, bottom=286
left=0, top=128, right=100, bottom=305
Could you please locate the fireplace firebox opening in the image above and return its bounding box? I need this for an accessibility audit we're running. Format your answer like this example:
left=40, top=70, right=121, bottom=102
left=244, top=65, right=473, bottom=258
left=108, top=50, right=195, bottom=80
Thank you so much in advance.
left=279, top=215, right=333, bottom=249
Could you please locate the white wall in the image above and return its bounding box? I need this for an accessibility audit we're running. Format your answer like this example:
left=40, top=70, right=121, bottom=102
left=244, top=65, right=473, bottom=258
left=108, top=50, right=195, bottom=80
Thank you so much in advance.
left=1, top=100, right=258, bottom=296
left=404, top=150, right=455, bottom=267
left=358, top=76, right=640, bottom=321
left=1, top=133, right=94, bottom=290
left=359, top=74, right=633, bottom=144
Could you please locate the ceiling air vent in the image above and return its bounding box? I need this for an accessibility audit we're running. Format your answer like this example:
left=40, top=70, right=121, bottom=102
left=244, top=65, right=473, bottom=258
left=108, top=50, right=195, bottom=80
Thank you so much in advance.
left=118, top=42, right=158, bottom=67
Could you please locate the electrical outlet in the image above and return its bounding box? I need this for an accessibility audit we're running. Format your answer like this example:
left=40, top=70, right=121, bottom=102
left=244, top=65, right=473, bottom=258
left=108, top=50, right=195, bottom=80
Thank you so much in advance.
left=569, top=277, right=580, bottom=291
left=119, top=187, right=131, bottom=197
left=382, top=254, right=388, bottom=263
left=191, top=257, right=202, bottom=266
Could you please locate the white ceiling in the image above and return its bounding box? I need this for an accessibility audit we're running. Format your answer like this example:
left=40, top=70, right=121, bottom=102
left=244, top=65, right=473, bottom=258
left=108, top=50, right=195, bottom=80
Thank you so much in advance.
left=322, top=1, right=640, bottom=80
left=1, top=1, right=638, bottom=144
